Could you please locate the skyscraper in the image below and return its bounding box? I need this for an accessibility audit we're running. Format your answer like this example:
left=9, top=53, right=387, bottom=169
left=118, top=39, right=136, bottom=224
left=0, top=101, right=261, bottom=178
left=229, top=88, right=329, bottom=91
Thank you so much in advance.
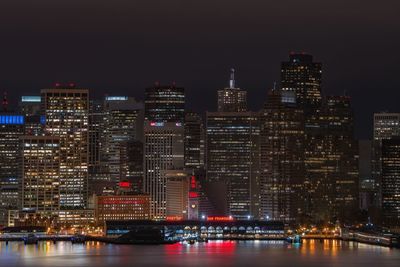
left=20, top=136, right=60, bottom=213
left=41, top=86, right=89, bottom=209
left=143, top=122, right=184, bottom=219
left=145, top=84, right=185, bottom=123
left=184, top=112, right=205, bottom=172
left=281, top=53, right=322, bottom=113
left=217, top=69, right=247, bottom=112
left=305, top=96, right=359, bottom=223
left=372, top=113, right=400, bottom=207
left=88, top=99, right=106, bottom=187
left=381, top=138, right=400, bottom=227
left=206, top=112, right=260, bottom=219
left=0, top=112, right=25, bottom=225
left=165, top=169, right=190, bottom=219
left=260, top=89, right=305, bottom=223
left=101, top=96, right=144, bottom=185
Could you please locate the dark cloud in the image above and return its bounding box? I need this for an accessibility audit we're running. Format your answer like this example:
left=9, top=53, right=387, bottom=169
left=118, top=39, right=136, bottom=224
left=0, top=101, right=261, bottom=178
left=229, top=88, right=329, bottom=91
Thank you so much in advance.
left=0, top=0, right=399, bottom=138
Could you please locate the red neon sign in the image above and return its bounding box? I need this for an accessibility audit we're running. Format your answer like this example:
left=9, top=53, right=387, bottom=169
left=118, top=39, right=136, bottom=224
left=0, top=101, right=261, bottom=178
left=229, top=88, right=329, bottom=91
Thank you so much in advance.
left=119, top=181, right=131, bottom=188
left=189, top=192, right=199, bottom=198
left=190, top=176, right=196, bottom=189
left=166, top=216, right=183, bottom=221
left=207, top=216, right=234, bottom=222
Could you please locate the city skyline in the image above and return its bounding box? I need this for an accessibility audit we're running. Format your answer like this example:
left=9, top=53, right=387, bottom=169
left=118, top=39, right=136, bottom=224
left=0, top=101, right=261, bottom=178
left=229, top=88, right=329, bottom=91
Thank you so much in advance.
left=1, top=1, right=400, bottom=140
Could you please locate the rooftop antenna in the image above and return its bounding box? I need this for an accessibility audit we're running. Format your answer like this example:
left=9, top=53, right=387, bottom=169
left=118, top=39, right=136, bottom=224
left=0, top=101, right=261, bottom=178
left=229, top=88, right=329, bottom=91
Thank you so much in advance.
left=273, top=81, right=277, bottom=91
left=2, top=92, right=8, bottom=112
left=229, top=68, right=235, bottom=89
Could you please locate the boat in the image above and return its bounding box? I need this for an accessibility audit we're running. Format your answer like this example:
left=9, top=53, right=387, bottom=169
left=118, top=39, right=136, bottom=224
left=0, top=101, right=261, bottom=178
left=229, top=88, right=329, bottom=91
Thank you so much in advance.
left=286, top=234, right=302, bottom=244
left=71, top=234, right=86, bottom=244
left=23, top=234, right=38, bottom=245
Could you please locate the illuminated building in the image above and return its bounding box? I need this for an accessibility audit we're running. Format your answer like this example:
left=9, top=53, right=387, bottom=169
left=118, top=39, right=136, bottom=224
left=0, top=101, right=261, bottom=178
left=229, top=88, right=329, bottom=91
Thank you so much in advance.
left=184, top=112, right=205, bottom=172
left=20, top=136, right=60, bottom=213
left=95, top=194, right=150, bottom=224
left=19, top=96, right=41, bottom=116
left=206, top=112, right=260, bottom=219
left=260, top=89, right=305, bottom=223
left=143, top=121, right=184, bottom=219
left=41, top=86, right=89, bottom=209
left=372, top=113, right=400, bottom=206
left=281, top=53, right=322, bottom=113
left=381, top=138, right=400, bottom=226
left=305, top=96, right=359, bottom=222
left=217, top=69, right=247, bottom=112
left=101, top=96, right=144, bottom=185
left=19, top=96, right=44, bottom=136
left=165, top=170, right=190, bottom=219
left=145, top=84, right=185, bottom=123
left=0, top=113, right=25, bottom=225
left=188, top=175, right=200, bottom=220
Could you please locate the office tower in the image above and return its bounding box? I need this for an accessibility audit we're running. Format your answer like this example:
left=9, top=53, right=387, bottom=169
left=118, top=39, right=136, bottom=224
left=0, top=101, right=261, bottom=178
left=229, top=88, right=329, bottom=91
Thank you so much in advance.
left=281, top=53, right=322, bottom=113
left=143, top=122, right=184, bottom=219
left=165, top=170, right=190, bottom=219
left=188, top=175, right=200, bottom=220
left=41, top=86, right=89, bottom=209
left=305, top=96, right=359, bottom=223
left=0, top=112, right=25, bottom=225
left=101, top=96, right=144, bottom=185
left=95, top=194, right=150, bottom=224
left=88, top=99, right=105, bottom=184
left=381, top=138, right=400, bottom=227
left=217, top=69, right=247, bottom=112
left=20, top=136, right=60, bottom=213
left=372, top=113, right=400, bottom=206
left=145, top=84, right=185, bottom=123
left=359, top=140, right=377, bottom=212
left=19, top=96, right=41, bottom=116
left=259, top=89, right=305, bottom=223
left=120, top=140, right=144, bottom=194
left=206, top=112, right=260, bottom=219
left=184, top=112, right=205, bottom=172
left=19, top=96, right=45, bottom=136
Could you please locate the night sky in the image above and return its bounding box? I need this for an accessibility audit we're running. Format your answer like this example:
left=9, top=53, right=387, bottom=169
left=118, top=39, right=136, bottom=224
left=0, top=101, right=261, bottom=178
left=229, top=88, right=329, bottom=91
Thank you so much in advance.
left=1, top=0, right=399, bottom=138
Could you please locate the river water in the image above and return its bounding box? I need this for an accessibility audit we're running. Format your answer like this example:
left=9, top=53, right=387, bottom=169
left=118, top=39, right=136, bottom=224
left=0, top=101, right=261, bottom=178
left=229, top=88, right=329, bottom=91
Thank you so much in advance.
left=0, top=240, right=399, bottom=267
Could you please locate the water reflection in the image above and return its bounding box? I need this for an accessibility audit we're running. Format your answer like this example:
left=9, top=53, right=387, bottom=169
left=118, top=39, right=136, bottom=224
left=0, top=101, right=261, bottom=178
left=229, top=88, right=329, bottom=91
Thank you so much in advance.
left=0, top=240, right=399, bottom=267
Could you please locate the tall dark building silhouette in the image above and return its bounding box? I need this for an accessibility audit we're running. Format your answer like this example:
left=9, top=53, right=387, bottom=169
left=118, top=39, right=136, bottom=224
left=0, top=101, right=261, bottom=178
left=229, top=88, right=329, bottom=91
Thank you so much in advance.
left=184, top=112, right=205, bottom=172
left=101, top=96, right=144, bottom=186
left=381, top=138, right=400, bottom=227
left=206, top=112, right=260, bottom=219
left=145, top=84, right=185, bottom=123
left=206, top=73, right=259, bottom=219
left=305, top=96, right=359, bottom=223
left=260, top=89, right=305, bottom=223
left=372, top=113, right=400, bottom=209
left=217, top=69, right=247, bottom=112
left=281, top=53, right=322, bottom=113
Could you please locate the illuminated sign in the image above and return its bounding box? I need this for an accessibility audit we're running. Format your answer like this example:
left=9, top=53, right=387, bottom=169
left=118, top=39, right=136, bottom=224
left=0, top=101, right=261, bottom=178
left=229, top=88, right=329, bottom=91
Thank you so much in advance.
left=150, top=122, right=164, bottom=127
left=166, top=216, right=183, bottom=221
left=0, top=115, right=25, bottom=125
left=189, top=192, right=199, bottom=198
left=119, top=181, right=131, bottom=188
left=21, top=96, right=41, bottom=103
left=207, top=216, right=234, bottom=222
left=190, top=176, right=197, bottom=189
left=105, top=96, right=128, bottom=101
